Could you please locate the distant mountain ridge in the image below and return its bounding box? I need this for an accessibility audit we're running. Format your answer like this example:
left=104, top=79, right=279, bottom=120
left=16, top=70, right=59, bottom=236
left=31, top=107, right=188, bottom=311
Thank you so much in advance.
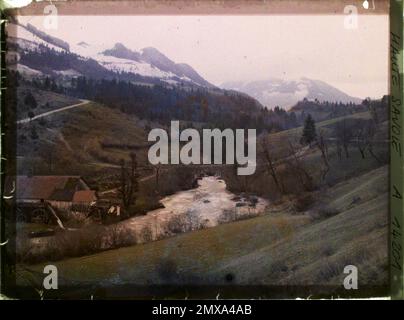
left=103, top=43, right=214, bottom=87
left=221, top=78, right=362, bottom=110
left=8, top=22, right=214, bottom=88
left=26, top=23, right=70, bottom=51
left=9, top=22, right=361, bottom=110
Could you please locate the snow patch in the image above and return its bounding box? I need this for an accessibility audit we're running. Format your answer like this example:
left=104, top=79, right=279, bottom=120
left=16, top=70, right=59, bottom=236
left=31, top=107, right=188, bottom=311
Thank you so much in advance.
left=8, top=24, right=65, bottom=52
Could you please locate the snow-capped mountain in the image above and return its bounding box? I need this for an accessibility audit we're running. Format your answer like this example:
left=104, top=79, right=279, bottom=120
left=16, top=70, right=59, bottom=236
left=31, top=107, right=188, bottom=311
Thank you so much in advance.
left=7, top=22, right=67, bottom=53
left=71, top=41, right=177, bottom=80
left=8, top=22, right=361, bottom=108
left=7, top=22, right=214, bottom=88
left=101, top=43, right=214, bottom=87
left=221, top=78, right=362, bottom=110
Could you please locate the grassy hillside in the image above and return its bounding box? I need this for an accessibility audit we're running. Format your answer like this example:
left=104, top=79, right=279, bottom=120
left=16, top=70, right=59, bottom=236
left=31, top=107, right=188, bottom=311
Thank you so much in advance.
left=16, top=100, right=149, bottom=185
left=213, top=166, right=388, bottom=287
left=264, top=110, right=372, bottom=158
left=17, top=85, right=80, bottom=120
left=13, top=90, right=388, bottom=298
left=225, top=107, right=387, bottom=201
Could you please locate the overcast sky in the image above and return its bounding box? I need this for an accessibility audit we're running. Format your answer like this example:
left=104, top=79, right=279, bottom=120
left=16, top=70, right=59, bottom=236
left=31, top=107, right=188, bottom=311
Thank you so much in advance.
left=19, top=14, right=388, bottom=99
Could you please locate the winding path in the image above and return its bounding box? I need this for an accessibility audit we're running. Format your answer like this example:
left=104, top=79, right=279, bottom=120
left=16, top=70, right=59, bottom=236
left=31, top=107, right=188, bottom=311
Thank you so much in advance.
left=17, top=99, right=90, bottom=124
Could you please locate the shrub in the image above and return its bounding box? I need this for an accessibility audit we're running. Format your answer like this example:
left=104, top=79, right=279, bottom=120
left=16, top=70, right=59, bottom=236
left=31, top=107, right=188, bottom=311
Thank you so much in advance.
left=316, top=260, right=342, bottom=283
left=167, top=215, right=185, bottom=234
left=321, top=244, right=335, bottom=257
left=268, top=260, right=289, bottom=277
left=166, top=214, right=195, bottom=234
left=50, top=225, right=105, bottom=259
left=16, top=235, right=33, bottom=263
left=293, top=194, right=315, bottom=212
left=217, top=209, right=234, bottom=224
left=139, top=225, right=153, bottom=243
left=30, top=126, right=38, bottom=140
left=18, top=134, right=27, bottom=142
left=38, top=118, right=47, bottom=126
left=108, top=225, right=137, bottom=248
left=317, top=206, right=340, bottom=219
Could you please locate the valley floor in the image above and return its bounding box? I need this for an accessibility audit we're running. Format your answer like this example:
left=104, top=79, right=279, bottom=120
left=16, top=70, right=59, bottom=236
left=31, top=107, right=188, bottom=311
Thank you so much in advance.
left=18, top=165, right=388, bottom=298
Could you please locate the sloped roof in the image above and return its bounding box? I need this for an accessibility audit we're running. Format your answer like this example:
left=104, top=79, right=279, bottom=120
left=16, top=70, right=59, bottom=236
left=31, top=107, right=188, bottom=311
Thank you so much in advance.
left=49, top=189, right=76, bottom=202
left=72, top=190, right=97, bottom=203
left=14, top=176, right=89, bottom=201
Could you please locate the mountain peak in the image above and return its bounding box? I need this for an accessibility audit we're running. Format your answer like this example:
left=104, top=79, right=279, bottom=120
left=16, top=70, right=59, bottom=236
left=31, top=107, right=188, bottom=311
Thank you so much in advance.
left=25, top=23, right=70, bottom=51
left=140, top=47, right=174, bottom=71
left=102, top=43, right=141, bottom=62
left=139, top=47, right=214, bottom=88
left=11, top=22, right=214, bottom=89
left=112, top=42, right=128, bottom=51
left=141, top=46, right=163, bottom=54
left=77, top=41, right=90, bottom=47
left=221, top=78, right=361, bottom=109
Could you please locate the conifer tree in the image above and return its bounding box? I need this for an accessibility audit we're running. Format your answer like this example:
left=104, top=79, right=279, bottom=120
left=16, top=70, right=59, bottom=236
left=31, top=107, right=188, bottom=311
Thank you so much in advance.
left=300, top=114, right=317, bottom=146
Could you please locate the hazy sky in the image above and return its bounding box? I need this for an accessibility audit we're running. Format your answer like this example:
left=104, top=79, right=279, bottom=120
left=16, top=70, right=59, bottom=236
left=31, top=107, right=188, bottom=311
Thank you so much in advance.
left=19, top=14, right=388, bottom=98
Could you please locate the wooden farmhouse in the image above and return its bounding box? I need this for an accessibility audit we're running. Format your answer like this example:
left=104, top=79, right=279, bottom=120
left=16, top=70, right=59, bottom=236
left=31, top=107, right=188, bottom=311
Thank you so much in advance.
left=12, top=175, right=97, bottom=210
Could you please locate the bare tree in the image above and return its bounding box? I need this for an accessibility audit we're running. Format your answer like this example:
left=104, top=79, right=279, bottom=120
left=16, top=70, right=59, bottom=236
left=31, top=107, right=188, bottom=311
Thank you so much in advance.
left=363, top=97, right=380, bottom=124
left=40, top=144, right=55, bottom=173
left=286, top=139, right=314, bottom=191
left=355, top=127, right=367, bottom=159
left=354, top=120, right=371, bottom=159
left=336, top=139, right=342, bottom=160
left=118, top=152, right=139, bottom=218
left=260, top=137, right=285, bottom=194
left=368, top=142, right=383, bottom=164
left=155, top=164, right=161, bottom=195
left=352, top=119, right=383, bottom=164
left=315, top=130, right=330, bottom=182
left=335, top=119, right=354, bottom=158
left=224, top=163, right=251, bottom=194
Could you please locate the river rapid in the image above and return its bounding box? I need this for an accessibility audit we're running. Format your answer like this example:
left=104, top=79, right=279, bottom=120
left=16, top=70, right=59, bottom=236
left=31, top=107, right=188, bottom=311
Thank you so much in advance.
left=122, top=176, right=269, bottom=241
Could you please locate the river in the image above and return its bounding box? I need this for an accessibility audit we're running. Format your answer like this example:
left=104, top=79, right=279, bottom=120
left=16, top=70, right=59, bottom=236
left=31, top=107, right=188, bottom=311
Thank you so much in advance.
left=121, top=176, right=269, bottom=242
left=29, top=176, right=269, bottom=251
